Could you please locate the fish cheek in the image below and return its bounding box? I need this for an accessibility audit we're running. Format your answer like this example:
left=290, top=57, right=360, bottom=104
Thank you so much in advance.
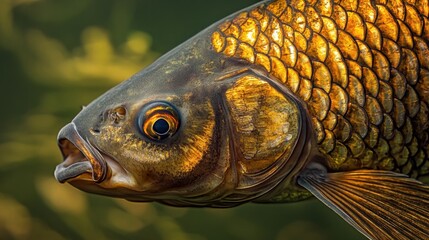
left=224, top=75, right=300, bottom=183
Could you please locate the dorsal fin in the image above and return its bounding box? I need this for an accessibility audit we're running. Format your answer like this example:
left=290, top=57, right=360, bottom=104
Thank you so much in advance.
left=298, top=167, right=429, bottom=240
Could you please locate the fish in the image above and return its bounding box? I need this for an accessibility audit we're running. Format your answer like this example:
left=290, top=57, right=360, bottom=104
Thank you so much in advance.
left=54, top=0, right=429, bottom=239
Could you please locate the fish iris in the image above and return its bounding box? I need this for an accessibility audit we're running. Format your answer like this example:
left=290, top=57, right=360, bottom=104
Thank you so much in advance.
left=138, top=102, right=180, bottom=141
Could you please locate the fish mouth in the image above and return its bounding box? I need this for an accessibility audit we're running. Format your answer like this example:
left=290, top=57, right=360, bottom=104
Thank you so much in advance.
left=54, top=122, right=107, bottom=183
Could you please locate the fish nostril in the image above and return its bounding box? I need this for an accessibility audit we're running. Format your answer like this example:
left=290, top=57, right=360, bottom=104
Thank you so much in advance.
left=108, top=106, right=127, bottom=124
left=114, top=106, right=126, bottom=116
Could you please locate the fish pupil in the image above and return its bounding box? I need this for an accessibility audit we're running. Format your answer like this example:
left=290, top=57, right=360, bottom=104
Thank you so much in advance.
left=153, top=118, right=170, bottom=135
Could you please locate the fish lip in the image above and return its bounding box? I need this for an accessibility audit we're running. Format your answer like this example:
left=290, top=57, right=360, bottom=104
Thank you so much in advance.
left=54, top=122, right=107, bottom=183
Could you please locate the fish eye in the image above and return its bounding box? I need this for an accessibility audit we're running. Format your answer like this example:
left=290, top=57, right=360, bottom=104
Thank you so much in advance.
left=137, top=102, right=180, bottom=141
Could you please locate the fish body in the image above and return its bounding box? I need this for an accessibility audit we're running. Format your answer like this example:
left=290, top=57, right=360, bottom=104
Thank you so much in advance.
left=54, top=0, right=429, bottom=239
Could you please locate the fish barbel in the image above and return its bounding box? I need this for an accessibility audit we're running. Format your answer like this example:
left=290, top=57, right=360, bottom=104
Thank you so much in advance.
left=54, top=0, right=429, bottom=239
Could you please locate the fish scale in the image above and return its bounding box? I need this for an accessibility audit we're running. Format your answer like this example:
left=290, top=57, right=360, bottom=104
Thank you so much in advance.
left=211, top=0, right=429, bottom=178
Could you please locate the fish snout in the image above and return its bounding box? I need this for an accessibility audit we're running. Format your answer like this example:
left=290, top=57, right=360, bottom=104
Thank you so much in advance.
left=54, top=122, right=107, bottom=183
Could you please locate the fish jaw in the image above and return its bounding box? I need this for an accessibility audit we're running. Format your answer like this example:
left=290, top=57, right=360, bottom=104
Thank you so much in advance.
left=54, top=122, right=137, bottom=195
left=55, top=122, right=107, bottom=183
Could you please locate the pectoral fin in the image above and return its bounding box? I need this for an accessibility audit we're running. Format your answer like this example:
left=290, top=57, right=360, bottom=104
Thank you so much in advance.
left=298, top=167, right=429, bottom=240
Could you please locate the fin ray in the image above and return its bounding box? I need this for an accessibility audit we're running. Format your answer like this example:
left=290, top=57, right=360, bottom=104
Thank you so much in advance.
left=336, top=180, right=429, bottom=221
left=317, top=180, right=392, bottom=239
left=329, top=180, right=425, bottom=239
left=299, top=169, right=429, bottom=240
left=314, top=178, right=407, bottom=239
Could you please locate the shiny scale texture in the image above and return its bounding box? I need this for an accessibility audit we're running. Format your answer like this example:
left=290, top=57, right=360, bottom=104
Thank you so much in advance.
left=211, top=0, right=429, bottom=178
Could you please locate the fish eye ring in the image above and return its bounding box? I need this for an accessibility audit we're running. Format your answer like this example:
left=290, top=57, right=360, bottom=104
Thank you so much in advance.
left=137, top=101, right=180, bottom=141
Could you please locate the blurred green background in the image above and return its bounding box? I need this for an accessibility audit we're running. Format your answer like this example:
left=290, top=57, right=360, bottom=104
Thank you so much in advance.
left=0, top=0, right=363, bottom=239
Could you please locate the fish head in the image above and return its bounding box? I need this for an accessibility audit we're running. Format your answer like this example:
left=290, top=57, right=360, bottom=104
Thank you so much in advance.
left=54, top=30, right=314, bottom=207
